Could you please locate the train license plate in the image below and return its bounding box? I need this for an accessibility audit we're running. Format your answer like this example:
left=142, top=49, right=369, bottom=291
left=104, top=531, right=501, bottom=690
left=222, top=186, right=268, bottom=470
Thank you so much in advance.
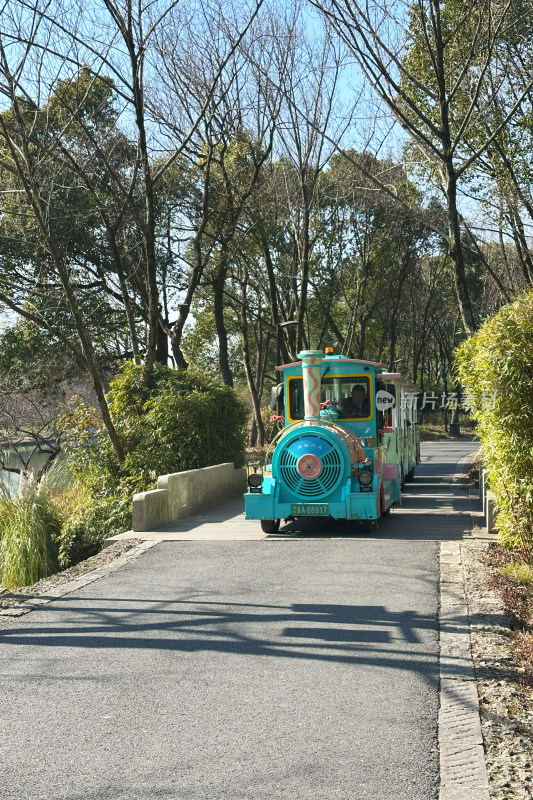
left=291, top=503, right=329, bottom=516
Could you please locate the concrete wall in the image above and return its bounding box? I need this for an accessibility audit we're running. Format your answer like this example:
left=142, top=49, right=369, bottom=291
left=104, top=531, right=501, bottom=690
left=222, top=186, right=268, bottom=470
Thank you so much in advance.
left=132, top=462, right=247, bottom=532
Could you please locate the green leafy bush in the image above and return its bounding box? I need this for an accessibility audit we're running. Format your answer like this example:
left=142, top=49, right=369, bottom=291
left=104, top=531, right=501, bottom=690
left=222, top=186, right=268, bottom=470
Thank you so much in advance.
left=57, top=485, right=133, bottom=566
left=57, top=363, right=248, bottom=563
left=109, top=364, right=248, bottom=484
left=456, top=289, right=533, bottom=556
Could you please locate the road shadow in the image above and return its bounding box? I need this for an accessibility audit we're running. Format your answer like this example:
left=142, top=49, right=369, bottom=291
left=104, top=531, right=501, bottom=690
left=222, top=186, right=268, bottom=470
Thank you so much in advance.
left=0, top=597, right=442, bottom=678
left=1, top=595, right=509, bottom=692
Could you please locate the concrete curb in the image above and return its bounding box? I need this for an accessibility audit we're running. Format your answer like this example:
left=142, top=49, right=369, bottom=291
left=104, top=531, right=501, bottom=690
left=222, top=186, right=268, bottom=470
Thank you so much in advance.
left=439, top=448, right=490, bottom=800
left=451, top=449, right=487, bottom=533
left=439, top=542, right=490, bottom=799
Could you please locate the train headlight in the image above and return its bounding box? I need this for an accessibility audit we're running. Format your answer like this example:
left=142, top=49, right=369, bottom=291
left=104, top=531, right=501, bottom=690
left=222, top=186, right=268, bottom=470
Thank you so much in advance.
left=248, top=472, right=263, bottom=492
left=359, top=470, right=373, bottom=487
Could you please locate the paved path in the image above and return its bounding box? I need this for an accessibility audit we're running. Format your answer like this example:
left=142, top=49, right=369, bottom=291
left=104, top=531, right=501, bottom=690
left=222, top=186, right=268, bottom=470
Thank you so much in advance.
left=115, top=438, right=481, bottom=542
left=0, top=439, right=480, bottom=800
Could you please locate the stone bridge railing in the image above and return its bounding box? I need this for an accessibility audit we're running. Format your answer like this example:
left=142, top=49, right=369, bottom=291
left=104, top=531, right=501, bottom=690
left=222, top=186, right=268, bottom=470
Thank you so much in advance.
left=132, top=462, right=246, bottom=532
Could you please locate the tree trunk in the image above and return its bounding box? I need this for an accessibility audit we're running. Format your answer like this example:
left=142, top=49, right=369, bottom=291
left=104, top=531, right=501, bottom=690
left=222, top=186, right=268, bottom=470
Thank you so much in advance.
left=155, top=318, right=169, bottom=365
left=296, top=199, right=311, bottom=353
left=0, top=107, right=125, bottom=464
left=213, top=263, right=233, bottom=387
left=249, top=416, right=258, bottom=447
left=56, top=259, right=125, bottom=463
left=108, top=231, right=141, bottom=364
left=445, top=164, right=476, bottom=334
left=357, top=316, right=369, bottom=359
left=169, top=153, right=213, bottom=369
left=240, top=272, right=265, bottom=446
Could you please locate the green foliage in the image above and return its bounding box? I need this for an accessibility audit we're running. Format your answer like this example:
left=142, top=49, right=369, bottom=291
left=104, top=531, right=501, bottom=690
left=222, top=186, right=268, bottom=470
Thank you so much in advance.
left=56, top=485, right=133, bottom=567
left=57, top=362, right=248, bottom=562
left=485, top=543, right=533, bottom=629
left=0, top=478, right=60, bottom=589
left=107, top=362, right=248, bottom=480
left=0, top=70, right=142, bottom=370
left=0, top=319, right=84, bottom=393
left=456, top=290, right=533, bottom=556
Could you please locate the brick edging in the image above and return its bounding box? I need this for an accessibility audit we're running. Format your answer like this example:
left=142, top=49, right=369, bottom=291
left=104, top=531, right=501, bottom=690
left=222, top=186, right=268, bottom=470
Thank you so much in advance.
left=439, top=445, right=490, bottom=800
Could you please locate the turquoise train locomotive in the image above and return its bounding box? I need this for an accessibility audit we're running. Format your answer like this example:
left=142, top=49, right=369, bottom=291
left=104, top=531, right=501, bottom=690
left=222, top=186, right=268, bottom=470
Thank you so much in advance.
left=245, top=349, right=420, bottom=533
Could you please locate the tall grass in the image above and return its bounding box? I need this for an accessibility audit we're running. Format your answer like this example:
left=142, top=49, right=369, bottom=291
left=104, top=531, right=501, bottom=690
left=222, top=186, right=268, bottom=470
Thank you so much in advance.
left=0, top=473, right=60, bottom=589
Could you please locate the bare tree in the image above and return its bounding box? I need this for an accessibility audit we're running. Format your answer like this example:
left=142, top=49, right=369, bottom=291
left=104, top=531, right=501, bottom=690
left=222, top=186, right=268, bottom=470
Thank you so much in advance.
left=266, top=12, right=350, bottom=352
left=150, top=2, right=278, bottom=384
left=0, top=21, right=127, bottom=460
left=312, top=0, right=533, bottom=332
left=0, top=0, right=266, bottom=457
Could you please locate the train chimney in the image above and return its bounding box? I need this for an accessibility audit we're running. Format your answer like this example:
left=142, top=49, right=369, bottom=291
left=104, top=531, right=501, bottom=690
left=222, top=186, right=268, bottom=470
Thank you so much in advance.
left=298, top=350, right=324, bottom=421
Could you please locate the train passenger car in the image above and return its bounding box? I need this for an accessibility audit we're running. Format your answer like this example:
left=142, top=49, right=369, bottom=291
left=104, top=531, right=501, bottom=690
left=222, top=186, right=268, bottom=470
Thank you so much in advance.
left=379, top=373, right=420, bottom=485
left=245, top=349, right=420, bottom=533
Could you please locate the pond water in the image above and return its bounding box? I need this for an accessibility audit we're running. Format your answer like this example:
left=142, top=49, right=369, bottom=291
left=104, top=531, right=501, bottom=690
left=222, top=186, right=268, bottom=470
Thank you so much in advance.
left=0, top=445, right=56, bottom=497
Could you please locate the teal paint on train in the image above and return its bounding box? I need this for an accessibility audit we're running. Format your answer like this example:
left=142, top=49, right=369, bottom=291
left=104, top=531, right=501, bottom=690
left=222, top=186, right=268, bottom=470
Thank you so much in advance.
left=245, top=352, right=420, bottom=529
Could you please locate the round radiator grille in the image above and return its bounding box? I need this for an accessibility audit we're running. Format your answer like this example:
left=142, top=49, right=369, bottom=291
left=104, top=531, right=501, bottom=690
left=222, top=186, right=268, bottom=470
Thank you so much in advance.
left=278, top=435, right=344, bottom=498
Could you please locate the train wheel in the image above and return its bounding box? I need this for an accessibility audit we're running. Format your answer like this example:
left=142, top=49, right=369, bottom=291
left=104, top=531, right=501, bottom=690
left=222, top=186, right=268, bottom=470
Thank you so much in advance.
left=359, top=520, right=374, bottom=533
left=261, top=519, right=280, bottom=534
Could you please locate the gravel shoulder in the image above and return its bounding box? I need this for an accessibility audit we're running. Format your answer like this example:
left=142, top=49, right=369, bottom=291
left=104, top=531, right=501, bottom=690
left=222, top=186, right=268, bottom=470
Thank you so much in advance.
left=462, top=539, right=533, bottom=800
left=0, top=538, right=144, bottom=610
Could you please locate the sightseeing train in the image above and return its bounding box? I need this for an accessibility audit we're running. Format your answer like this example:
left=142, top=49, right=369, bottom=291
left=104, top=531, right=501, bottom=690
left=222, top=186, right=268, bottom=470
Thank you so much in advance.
left=245, top=349, right=420, bottom=533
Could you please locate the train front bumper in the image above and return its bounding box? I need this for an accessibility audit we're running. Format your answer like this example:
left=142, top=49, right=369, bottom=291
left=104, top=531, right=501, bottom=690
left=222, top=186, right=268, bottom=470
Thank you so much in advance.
left=244, top=475, right=381, bottom=521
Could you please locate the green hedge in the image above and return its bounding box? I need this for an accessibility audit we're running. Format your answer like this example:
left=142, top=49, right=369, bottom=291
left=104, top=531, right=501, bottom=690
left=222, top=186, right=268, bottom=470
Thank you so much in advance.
left=456, top=290, right=533, bottom=556
left=107, top=363, right=248, bottom=485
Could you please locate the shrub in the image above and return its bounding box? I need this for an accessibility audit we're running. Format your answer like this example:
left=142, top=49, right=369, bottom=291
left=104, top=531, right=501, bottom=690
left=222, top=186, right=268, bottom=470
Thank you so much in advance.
left=57, top=486, right=133, bottom=566
left=112, top=362, right=247, bottom=475
left=456, top=289, right=533, bottom=556
left=0, top=477, right=60, bottom=588
left=484, top=543, right=533, bottom=629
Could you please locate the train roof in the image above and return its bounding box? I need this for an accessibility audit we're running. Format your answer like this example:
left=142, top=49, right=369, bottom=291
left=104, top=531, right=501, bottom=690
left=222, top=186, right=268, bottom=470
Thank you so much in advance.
left=275, top=359, right=420, bottom=392
left=276, top=356, right=387, bottom=371
left=380, top=372, right=419, bottom=389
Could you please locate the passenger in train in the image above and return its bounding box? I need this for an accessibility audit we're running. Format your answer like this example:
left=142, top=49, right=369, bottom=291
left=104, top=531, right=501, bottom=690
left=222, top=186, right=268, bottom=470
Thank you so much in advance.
left=342, top=385, right=370, bottom=417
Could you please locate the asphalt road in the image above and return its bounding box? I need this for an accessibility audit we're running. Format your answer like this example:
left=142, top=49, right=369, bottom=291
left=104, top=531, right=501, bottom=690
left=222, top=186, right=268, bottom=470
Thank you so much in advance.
left=0, top=439, right=478, bottom=800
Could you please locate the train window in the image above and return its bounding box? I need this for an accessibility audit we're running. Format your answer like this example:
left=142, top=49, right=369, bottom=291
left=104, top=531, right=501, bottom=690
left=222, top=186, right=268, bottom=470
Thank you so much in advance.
left=322, top=376, right=372, bottom=419
left=287, top=375, right=373, bottom=421
left=289, top=380, right=305, bottom=419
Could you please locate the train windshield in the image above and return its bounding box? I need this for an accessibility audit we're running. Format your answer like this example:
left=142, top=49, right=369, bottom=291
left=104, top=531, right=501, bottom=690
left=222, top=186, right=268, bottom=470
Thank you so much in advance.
left=289, top=375, right=373, bottom=421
